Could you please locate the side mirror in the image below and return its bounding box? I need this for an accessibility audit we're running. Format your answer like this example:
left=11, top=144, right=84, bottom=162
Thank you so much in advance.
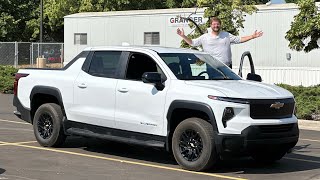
left=246, top=73, right=262, bottom=82
left=142, top=72, right=164, bottom=90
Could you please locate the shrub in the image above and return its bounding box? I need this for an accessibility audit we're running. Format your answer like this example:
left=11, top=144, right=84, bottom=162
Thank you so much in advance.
left=0, top=65, right=18, bottom=94
left=278, top=84, right=320, bottom=120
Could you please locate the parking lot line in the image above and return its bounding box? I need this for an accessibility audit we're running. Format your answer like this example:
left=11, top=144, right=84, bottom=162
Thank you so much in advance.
left=300, top=138, right=320, bottom=143
left=2, top=142, right=247, bottom=180
left=0, top=119, right=30, bottom=125
left=284, top=157, right=320, bottom=164
left=0, top=141, right=37, bottom=146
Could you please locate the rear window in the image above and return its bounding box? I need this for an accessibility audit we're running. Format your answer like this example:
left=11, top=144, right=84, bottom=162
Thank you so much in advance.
left=88, top=51, right=122, bottom=78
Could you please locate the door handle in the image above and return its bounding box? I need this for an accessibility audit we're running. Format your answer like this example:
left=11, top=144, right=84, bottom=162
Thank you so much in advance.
left=117, top=88, right=128, bottom=93
left=78, top=83, right=87, bottom=89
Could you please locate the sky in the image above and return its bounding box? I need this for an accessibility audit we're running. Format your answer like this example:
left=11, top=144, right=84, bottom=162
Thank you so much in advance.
left=271, top=0, right=286, bottom=4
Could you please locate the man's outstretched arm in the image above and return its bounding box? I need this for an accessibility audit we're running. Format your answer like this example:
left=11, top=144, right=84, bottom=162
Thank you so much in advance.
left=240, top=30, right=263, bottom=43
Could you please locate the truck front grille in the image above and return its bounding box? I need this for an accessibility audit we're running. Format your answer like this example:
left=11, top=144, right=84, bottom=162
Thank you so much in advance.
left=250, top=98, right=295, bottom=119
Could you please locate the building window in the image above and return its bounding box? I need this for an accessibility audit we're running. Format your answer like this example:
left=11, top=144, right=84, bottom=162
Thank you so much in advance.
left=144, top=32, right=160, bottom=45
left=74, top=33, right=87, bottom=45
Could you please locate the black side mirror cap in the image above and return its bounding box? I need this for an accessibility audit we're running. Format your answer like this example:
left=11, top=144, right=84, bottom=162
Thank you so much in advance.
left=142, top=72, right=162, bottom=84
left=246, top=73, right=262, bottom=82
left=142, top=72, right=165, bottom=91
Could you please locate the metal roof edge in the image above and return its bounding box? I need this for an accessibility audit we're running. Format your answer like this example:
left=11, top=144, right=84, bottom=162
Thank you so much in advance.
left=64, top=2, right=319, bottom=18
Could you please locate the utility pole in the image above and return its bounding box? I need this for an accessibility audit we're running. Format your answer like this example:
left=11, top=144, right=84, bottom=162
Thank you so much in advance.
left=40, top=0, right=43, bottom=43
left=40, top=0, right=43, bottom=57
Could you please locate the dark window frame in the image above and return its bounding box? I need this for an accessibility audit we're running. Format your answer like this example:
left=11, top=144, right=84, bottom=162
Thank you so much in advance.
left=122, top=52, right=167, bottom=82
left=83, top=51, right=124, bottom=79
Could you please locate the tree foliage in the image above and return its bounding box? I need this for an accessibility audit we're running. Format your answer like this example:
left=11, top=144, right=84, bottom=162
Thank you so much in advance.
left=0, top=0, right=37, bottom=41
left=285, top=0, right=320, bottom=52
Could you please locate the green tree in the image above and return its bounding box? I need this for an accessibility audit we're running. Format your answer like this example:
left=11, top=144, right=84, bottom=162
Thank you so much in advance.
left=0, top=0, right=37, bottom=41
left=180, top=0, right=257, bottom=47
left=285, top=0, right=320, bottom=52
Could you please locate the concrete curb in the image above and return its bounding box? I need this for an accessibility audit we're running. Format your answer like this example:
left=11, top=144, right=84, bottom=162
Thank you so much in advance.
left=298, top=119, right=320, bottom=131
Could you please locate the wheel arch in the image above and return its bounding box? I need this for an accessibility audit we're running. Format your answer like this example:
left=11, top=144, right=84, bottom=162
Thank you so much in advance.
left=165, top=100, right=218, bottom=151
left=30, top=86, right=66, bottom=124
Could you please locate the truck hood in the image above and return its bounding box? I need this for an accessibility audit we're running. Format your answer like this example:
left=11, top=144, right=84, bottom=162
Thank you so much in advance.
left=185, top=80, right=293, bottom=99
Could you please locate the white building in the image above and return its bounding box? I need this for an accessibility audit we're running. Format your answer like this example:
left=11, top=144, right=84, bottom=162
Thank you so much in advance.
left=64, top=3, right=320, bottom=86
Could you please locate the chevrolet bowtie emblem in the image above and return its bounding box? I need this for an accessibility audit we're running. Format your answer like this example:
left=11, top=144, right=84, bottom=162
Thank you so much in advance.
left=270, top=102, right=284, bottom=109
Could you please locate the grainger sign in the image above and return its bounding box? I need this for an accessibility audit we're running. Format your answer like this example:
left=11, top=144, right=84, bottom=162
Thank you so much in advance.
left=168, top=15, right=206, bottom=27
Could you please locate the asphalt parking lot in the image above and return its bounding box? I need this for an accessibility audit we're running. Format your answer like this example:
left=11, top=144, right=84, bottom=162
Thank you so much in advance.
left=0, top=93, right=319, bottom=180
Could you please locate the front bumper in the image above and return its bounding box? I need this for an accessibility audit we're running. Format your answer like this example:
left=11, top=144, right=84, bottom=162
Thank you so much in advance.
left=215, top=123, right=299, bottom=157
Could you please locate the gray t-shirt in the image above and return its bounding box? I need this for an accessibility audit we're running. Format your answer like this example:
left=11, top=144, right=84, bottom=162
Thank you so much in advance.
left=191, top=32, right=241, bottom=66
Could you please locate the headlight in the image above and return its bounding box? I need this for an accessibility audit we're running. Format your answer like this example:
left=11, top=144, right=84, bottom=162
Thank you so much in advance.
left=207, top=95, right=250, bottom=104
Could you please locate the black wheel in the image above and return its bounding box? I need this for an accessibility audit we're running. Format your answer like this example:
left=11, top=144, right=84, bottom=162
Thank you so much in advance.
left=172, top=118, right=217, bottom=171
left=251, top=150, right=287, bottom=164
left=33, top=103, right=66, bottom=147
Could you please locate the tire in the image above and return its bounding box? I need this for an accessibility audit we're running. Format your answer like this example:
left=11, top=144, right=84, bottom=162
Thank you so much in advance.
left=251, top=150, right=287, bottom=164
left=33, top=103, right=66, bottom=147
left=172, top=118, right=217, bottom=171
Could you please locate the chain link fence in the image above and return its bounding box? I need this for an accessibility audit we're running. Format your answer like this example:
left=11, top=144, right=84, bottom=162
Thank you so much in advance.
left=31, top=43, right=64, bottom=68
left=0, top=42, right=64, bottom=68
left=0, top=42, right=16, bottom=66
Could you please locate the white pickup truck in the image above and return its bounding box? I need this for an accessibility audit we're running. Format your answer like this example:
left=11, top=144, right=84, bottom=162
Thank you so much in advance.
left=13, top=46, right=299, bottom=171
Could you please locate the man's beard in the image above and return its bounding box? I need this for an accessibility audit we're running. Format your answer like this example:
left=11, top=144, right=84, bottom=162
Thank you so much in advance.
left=212, top=27, right=220, bottom=32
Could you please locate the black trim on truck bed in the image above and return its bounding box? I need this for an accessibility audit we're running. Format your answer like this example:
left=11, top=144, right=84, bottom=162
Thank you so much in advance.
left=30, top=86, right=66, bottom=117
left=64, top=120, right=166, bottom=148
left=13, top=95, right=32, bottom=123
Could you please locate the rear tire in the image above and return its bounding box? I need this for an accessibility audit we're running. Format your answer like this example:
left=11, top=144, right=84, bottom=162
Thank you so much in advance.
left=33, top=103, right=66, bottom=147
left=172, top=118, right=217, bottom=171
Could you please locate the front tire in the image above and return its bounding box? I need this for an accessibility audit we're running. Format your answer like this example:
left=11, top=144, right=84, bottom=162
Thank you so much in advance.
left=33, top=103, right=66, bottom=147
left=172, top=118, right=217, bottom=171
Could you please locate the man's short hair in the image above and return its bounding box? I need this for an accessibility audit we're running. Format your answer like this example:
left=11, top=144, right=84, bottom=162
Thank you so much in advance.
left=210, top=17, right=221, bottom=24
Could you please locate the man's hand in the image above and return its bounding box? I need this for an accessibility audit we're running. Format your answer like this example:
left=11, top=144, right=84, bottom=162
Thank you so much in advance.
left=252, top=30, right=263, bottom=39
left=240, top=30, right=263, bottom=43
left=177, top=28, right=185, bottom=37
left=177, top=28, right=193, bottom=45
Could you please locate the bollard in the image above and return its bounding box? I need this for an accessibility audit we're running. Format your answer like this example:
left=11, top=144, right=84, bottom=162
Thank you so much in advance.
left=36, top=58, right=46, bottom=68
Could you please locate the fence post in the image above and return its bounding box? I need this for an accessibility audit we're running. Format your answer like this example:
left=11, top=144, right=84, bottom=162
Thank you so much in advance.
left=61, top=43, right=64, bottom=66
left=14, top=42, right=18, bottom=68
left=30, top=43, right=33, bottom=66
left=37, top=43, right=40, bottom=58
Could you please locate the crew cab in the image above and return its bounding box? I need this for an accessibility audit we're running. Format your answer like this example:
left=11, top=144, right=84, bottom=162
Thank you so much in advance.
left=13, top=46, right=299, bottom=171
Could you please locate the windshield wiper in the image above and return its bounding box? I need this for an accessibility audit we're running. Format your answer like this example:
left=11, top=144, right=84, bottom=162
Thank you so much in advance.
left=210, top=77, right=233, bottom=80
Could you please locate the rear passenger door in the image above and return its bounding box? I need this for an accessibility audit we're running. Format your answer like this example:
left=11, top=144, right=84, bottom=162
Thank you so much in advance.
left=70, top=51, right=123, bottom=128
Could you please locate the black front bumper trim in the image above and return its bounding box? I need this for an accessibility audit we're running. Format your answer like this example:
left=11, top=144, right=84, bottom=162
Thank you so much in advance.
left=215, top=123, right=299, bottom=157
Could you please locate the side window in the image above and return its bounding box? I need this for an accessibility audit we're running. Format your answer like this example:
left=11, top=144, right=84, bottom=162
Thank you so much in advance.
left=125, top=53, right=165, bottom=81
left=88, top=51, right=122, bottom=78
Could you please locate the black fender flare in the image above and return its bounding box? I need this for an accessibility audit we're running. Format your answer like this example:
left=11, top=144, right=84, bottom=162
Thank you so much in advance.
left=165, top=100, right=218, bottom=151
left=30, top=86, right=66, bottom=117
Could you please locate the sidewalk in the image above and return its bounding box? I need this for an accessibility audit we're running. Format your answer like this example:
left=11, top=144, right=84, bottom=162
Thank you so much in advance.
left=299, top=119, right=320, bottom=131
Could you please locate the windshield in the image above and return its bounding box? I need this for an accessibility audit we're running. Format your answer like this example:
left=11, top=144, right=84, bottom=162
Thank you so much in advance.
left=159, top=53, right=241, bottom=80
